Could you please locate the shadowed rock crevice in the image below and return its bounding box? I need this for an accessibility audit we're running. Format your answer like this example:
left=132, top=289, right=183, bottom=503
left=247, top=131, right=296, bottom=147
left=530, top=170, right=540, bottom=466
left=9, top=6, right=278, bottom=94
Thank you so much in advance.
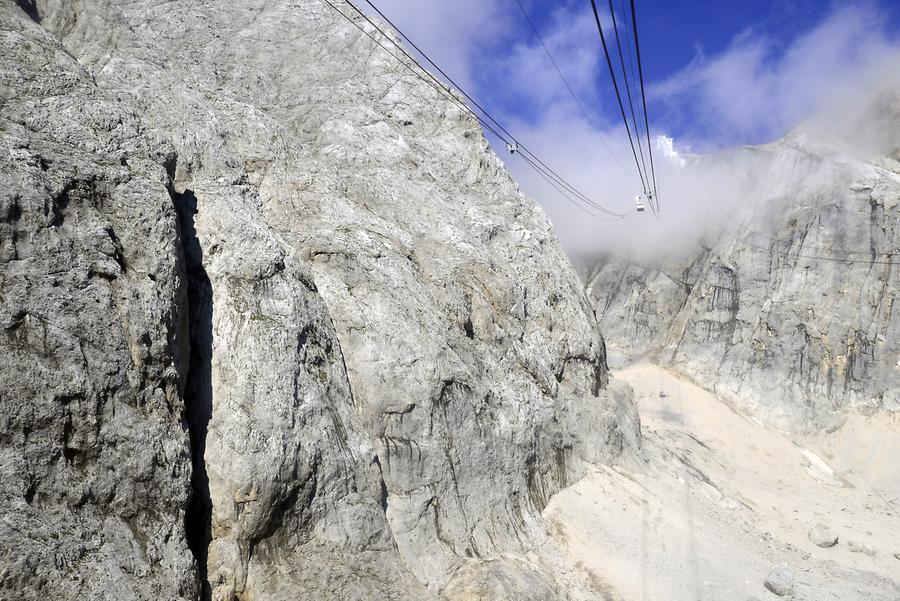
left=13, top=0, right=39, bottom=22
left=174, top=188, right=214, bottom=600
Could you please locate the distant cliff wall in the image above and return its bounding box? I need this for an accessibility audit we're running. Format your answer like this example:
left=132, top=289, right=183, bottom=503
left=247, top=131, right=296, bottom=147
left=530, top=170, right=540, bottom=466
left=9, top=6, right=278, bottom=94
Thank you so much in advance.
left=588, top=131, right=899, bottom=429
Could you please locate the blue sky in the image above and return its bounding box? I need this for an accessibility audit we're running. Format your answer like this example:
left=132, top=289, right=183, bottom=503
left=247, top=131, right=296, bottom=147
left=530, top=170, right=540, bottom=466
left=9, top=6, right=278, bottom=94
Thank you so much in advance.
left=484, top=0, right=832, bottom=134
left=371, top=0, right=898, bottom=143
left=365, top=0, right=900, bottom=253
left=620, top=0, right=839, bottom=81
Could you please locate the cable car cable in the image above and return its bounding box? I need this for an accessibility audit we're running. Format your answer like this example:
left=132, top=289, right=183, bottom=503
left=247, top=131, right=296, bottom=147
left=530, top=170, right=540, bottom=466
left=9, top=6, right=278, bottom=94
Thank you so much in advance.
left=355, top=0, right=628, bottom=218
left=616, top=0, right=657, bottom=216
left=607, top=0, right=650, bottom=197
left=589, top=0, right=649, bottom=197
left=630, top=0, right=659, bottom=208
left=519, top=152, right=628, bottom=221
left=512, top=0, right=631, bottom=176
left=321, top=0, right=628, bottom=221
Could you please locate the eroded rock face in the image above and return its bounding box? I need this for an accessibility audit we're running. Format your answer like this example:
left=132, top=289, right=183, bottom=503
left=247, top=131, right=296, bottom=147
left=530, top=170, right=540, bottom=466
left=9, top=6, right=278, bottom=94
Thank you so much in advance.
left=1, top=1, right=638, bottom=599
left=0, top=4, right=196, bottom=598
left=588, top=132, right=900, bottom=430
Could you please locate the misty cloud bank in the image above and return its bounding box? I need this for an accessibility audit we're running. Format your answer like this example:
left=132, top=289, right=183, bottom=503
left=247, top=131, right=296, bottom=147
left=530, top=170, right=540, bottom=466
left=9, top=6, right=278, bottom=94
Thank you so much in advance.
left=369, top=1, right=900, bottom=259
left=501, top=3, right=900, bottom=261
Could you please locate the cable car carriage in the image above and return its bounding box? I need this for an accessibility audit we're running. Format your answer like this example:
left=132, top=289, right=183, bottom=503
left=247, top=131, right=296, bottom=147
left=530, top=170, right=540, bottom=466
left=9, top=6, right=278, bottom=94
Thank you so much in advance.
left=635, top=194, right=645, bottom=213
left=635, top=191, right=654, bottom=214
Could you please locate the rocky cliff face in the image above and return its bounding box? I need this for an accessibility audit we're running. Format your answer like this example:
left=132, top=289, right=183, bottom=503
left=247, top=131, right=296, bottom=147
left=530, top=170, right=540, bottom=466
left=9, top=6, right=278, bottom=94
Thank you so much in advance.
left=0, top=1, right=638, bottom=599
left=588, top=125, right=899, bottom=430
left=0, top=6, right=198, bottom=598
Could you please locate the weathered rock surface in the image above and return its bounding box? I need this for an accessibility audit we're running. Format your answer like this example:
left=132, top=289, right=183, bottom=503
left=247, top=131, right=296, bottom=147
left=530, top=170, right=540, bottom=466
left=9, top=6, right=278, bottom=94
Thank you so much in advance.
left=0, top=4, right=199, bottom=599
left=588, top=123, right=900, bottom=429
left=764, top=566, right=795, bottom=597
left=1, top=1, right=638, bottom=599
left=809, top=523, right=839, bottom=548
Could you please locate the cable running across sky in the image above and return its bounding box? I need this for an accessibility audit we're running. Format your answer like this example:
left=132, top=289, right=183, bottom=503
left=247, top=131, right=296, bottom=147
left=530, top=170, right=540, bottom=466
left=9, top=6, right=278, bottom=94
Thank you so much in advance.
left=589, top=0, right=659, bottom=215
left=629, top=0, right=659, bottom=210
left=512, top=0, right=630, bottom=175
left=589, top=0, right=649, bottom=198
left=607, top=0, right=650, bottom=197
left=329, top=0, right=629, bottom=220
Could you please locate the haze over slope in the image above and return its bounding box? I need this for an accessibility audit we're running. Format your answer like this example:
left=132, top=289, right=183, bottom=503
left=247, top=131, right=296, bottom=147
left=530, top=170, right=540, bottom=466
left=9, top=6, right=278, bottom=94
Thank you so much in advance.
left=586, top=87, right=900, bottom=429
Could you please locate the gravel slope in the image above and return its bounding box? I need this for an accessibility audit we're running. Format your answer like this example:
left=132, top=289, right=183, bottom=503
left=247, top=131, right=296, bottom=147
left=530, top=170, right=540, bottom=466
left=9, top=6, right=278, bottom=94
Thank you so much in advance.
left=545, top=362, right=900, bottom=601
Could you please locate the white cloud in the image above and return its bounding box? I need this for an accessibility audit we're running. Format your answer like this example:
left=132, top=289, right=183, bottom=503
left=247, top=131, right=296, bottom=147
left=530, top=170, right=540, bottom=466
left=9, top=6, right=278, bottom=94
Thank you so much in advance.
left=491, top=3, right=607, bottom=116
left=657, top=135, right=685, bottom=168
left=361, top=0, right=900, bottom=258
left=502, top=2, right=900, bottom=259
left=652, top=4, right=900, bottom=149
left=364, top=0, right=509, bottom=92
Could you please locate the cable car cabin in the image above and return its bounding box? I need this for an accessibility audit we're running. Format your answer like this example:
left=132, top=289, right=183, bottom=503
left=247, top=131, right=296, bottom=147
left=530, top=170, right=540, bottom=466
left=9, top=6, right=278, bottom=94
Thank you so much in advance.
left=635, top=195, right=645, bottom=213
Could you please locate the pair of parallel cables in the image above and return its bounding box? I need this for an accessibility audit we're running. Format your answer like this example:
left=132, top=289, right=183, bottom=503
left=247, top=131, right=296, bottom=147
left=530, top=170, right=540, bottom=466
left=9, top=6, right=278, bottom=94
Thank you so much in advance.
left=321, top=0, right=641, bottom=221
left=589, top=0, right=659, bottom=216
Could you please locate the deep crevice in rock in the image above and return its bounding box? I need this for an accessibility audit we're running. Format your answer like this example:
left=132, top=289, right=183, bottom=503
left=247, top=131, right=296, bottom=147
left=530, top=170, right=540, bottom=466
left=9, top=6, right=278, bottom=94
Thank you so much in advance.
left=373, top=456, right=389, bottom=513
left=13, top=0, right=39, bottom=22
left=173, top=188, right=214, bottom=601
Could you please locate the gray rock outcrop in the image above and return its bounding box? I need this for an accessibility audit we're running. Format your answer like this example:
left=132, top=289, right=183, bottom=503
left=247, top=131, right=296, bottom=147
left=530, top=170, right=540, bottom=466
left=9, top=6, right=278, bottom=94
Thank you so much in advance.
left=0, top=1, right=639, bottom=599
left=0, top=4, right=197, bottom=598
left=587, top=121, right=900, bottom=429
left=764, top=566, right=795, bottom=597
left=848, top=540, right=877, bottom=556
left=809, top=523, right=839, bottom=548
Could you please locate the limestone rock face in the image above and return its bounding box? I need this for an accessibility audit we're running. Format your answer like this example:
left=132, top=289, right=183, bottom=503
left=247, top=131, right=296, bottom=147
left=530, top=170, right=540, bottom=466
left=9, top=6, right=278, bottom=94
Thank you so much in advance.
left=1, top=1, right=638, bottom=599
left=0, top=4, right=196, bottom=598
left=588, top=130, right=900, bottom=430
